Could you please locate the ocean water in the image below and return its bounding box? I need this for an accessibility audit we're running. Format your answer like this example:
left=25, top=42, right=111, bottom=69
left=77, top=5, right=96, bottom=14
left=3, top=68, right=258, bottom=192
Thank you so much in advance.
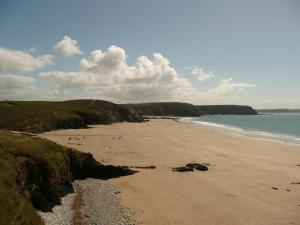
left=182, top=113, right=300, bottom=144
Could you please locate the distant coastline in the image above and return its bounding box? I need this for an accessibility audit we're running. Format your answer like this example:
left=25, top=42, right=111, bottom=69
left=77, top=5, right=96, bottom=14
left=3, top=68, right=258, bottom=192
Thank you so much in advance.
left=257, top=109, right=300, bottom=113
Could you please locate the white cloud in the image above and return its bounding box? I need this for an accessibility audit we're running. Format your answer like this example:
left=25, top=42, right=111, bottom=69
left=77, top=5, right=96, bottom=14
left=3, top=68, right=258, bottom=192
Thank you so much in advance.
left=40, top=45, right=255, bottom=103
left=41, top=47, right=192, bottom=102
left=54, top=36, right=83, bottom=57
left=207, top=78, right=256, bottom=97
left=80, top=45, right=126, bottom=73
left=39, top=71, right=97, bottom=96
left=0, top=74, right=37, bottom=99
left=192, top=67, right=214, bottom=81
left=0, top=47, right=53, bottom=73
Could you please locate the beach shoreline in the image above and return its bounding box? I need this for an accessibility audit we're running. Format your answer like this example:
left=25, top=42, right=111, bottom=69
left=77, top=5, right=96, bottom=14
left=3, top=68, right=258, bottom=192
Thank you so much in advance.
left=180, top=117, right=300, bottom=145
left=41, top=119, right=300, bottom=225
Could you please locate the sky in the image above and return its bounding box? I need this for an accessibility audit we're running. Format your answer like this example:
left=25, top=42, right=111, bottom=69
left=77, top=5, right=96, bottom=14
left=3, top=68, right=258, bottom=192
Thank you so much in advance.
left=0, top=0, right=300, bottom=108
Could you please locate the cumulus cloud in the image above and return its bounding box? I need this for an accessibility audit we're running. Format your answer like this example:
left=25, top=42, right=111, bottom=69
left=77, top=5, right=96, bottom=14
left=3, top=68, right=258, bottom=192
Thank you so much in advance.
left=54, top=36, right=83, bottom=56
left=80, top=45, right=126, bottom=73
left=207, top=78, right=256, bottom=96
left=41, top=45, right=193, bottom=102
left=0, top=47, right=53, bottom=73
left=39, top=45, right=255, bottom=103
left=0, top=74, right=37, bottom=99
left=192, top=67, right=214, bottom=81
left=39, top=71, right=96, bottom=96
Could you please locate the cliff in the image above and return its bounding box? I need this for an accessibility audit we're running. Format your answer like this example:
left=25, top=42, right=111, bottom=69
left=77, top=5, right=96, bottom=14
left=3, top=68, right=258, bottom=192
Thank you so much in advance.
left=123, top=102, right=257, bottom=116
left=0, top=130, right=136, bottom=225
left=0, top=100, right=143, bottom=133
left=197, top=105, right=257, bottom=115
left=122, top=102, right=203, bottom=117
left=0, top=101, right=257, bottom=134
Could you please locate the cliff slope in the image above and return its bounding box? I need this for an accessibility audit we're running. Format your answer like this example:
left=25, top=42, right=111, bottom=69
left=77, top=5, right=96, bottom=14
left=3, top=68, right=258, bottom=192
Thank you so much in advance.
left=0, top=130, right=136, bottom=225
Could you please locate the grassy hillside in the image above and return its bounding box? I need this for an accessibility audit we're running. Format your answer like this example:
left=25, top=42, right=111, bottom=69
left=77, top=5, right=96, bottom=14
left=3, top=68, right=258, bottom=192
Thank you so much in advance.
left=0, top=130, right=136, bottom=225
left=0, top=100, right=143, bottom=133
left=123, top=102, right=257, bottom=116
left=123, top=102, right=203, bottom=117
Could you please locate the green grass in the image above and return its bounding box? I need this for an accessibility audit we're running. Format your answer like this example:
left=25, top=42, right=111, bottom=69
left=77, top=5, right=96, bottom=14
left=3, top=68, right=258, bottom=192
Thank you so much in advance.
left=0, top=130, right=80, bottom=224
left=0, top=100, right=142, bottom=133
left=123, top=102, right=203, bottom=117
left=123, top=102, right=257, bottom=116
left=0, top=131, right=74, bottom=217
left=0, top=134, right=45, bottom=225
left=0, top=129, right=136, bottom=225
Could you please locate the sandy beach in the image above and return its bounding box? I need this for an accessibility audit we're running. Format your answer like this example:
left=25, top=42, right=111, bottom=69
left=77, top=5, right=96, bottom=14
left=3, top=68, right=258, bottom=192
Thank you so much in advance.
left=41, top=119, right=300, bottom=225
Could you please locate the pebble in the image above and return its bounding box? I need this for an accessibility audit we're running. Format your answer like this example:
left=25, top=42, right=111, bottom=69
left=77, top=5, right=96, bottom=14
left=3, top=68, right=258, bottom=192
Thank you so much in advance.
left=37, top=178, right=135, bottom=225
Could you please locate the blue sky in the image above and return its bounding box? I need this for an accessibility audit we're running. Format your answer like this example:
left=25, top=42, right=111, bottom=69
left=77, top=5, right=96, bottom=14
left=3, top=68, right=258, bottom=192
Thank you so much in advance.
left=0, top=0, right=300, bottom=108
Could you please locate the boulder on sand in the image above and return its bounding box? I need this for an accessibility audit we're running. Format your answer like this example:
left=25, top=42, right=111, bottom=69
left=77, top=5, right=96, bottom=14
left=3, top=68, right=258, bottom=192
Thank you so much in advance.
left=186, top=163, right=208, bottom=171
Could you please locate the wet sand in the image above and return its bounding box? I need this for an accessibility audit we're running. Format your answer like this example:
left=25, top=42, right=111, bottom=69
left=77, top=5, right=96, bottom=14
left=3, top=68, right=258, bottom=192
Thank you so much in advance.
left=41, top=119, right=300, bottom=225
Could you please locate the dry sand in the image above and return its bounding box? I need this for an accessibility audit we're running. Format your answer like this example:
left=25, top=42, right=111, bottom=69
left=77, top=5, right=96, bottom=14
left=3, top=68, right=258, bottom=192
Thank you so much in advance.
left=41, top=119, right=300, bottom=225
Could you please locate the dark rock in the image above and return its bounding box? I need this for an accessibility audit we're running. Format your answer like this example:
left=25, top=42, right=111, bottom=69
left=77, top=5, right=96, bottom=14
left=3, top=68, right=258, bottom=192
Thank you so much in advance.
left=272, top=187, right=279, bottom=190
left=186, top=163, right=208, bottom=171
left=291, top=182, right=300, bottom=184
left=131, top=165, right=156, bottom=169
left=172, top=166, right=194, bottom=172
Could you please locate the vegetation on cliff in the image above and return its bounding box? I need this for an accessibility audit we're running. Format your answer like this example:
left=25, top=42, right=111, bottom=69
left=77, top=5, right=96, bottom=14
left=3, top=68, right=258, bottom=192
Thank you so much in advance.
left=0, top=100, right=143, bottom=133
left=123, top=102, right=203, bottom=117
left=197, top=105, right=257, bottom=115
left=0, top=130, right=136, bottom=225
left=123, top=102, right=257, bottom=116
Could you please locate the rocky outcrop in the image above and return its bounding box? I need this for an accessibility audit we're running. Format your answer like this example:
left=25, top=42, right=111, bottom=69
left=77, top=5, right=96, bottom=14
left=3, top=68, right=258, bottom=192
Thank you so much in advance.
left=172, top=163, right=209, bottom=172
left=14, top=150, right=136, bottom=212
left=186, top=163, right=208, bottom=171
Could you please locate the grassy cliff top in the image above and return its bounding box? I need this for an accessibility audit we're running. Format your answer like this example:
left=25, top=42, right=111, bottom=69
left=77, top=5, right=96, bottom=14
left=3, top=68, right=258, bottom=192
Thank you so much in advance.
left=0, top=100, right=143, bottom=133
left=123, top=102, right=257, bottom=116
left=0, top=130, right=68, bottom=225
left=122, top=102, right=203, bottom=117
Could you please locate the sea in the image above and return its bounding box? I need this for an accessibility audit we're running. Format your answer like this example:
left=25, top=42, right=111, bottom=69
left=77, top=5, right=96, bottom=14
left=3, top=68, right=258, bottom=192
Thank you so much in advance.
left=181, top=113, right=300, bottom=144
